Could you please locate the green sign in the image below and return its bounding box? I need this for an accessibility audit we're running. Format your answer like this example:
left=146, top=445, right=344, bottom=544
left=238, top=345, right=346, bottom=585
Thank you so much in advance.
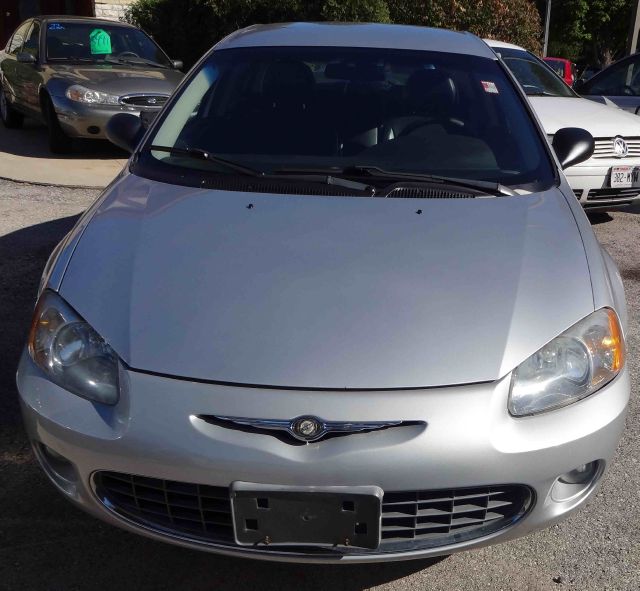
left=90, top=29, right=112, bottom=55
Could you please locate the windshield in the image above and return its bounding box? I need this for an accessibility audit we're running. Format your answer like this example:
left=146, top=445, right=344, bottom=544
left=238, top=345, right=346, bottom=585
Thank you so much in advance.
left=497, top=48, right=575, bottom=98
left=581, top=55, right=640, bottom=96
left=143, top=46, right=554, bottom=191
left=45, top=21, right=171, bottom=67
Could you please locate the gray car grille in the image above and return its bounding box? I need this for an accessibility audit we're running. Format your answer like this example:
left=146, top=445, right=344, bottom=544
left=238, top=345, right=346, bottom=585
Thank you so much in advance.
left=94, top=471, right=532, bottom=554
left=120, top=95, right=169, bottom=108
left=592, top=137, right=640, bottom=159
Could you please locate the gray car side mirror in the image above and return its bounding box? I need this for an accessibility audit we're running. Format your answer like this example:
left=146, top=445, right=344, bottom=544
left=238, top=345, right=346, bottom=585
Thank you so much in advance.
left=105, top=113, right=144, bottom=153
left=171, top=59, right=183, bottom=70
left=16, top=52, right=36, bottom=64
left=552, top=127, right=595, bottom=170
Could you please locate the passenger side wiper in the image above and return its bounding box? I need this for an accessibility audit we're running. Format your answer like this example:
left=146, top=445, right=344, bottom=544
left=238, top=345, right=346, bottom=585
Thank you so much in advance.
left=275, top=166, right=516, bottom=196
left=104, top=56, right=167, bottom=68
left=147, top=145, right=262, bottom=177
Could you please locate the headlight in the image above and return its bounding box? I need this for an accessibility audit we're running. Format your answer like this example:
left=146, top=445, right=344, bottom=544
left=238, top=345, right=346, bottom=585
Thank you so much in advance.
left=509, top=308, right=624, bottom=416
left=66, top=84, right=120, bottom=105
left=28, top=291, right=119, bottom=405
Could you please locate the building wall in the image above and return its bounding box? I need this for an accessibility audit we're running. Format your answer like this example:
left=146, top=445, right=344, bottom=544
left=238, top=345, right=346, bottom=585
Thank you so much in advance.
left=94, top=0, right=133, bottom=20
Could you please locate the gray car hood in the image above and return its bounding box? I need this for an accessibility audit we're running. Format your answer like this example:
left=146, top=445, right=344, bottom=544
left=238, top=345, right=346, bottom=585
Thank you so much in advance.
left=60, top=176, right=594, bottom=389
left=49, top=64, right=183, bottom=95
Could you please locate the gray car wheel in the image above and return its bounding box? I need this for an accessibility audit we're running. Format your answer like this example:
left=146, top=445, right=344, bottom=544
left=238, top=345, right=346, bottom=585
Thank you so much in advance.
left=43, top=95, right=72, bottom=154
left=0, top=86, right=24, bottom=129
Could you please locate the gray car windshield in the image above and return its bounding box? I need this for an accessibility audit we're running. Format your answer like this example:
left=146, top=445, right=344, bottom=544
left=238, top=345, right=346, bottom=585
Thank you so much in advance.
left=146, top=46, right=554, bottom=190
left=497, top=48, right=575, bottom=98
left=45, top=21, right=170, bottom=67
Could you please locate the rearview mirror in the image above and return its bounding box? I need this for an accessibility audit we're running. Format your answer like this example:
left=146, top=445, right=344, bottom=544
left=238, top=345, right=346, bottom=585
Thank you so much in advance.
left=105, top=113, right=144, bottom=153
left=171, top=59, right=183, bottom=70
left=17, top=52, right=36, bottom=64
left=552, top=127, right=595, bottom=170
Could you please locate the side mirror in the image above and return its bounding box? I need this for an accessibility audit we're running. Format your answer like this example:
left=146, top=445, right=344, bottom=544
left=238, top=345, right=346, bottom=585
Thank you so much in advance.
left=105, top=113, right=144, bottom=153
left=17, top=52, right=36, bottom=64
left=171, top=59, right=183, bottom=70
left=552, top=127, right=595, bottom=170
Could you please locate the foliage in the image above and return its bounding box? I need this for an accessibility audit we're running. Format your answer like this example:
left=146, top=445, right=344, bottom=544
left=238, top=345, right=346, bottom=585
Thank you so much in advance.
left=535, top=0, right=634, bottom=66
left=387, top=0, right=542, bottom=52
left=125, top=0, right=541, bottom=69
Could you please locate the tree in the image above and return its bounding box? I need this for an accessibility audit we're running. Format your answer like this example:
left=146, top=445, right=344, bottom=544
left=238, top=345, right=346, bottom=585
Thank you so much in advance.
left=388, top=0, right=542, bottom=52
left=535, top=0, right=634, bottom=66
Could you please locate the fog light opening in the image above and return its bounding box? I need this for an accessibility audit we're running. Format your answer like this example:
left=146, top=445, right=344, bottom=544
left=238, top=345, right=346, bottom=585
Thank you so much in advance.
left=87, top=125, right=100, bottom=135
left=35, top=442, right=78, bottom=493
left=552, top=460, right=602, bottom=502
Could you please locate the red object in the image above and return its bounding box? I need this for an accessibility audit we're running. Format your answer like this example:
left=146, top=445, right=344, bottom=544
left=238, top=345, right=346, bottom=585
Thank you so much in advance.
left=543, top=57, right=577, bottom=87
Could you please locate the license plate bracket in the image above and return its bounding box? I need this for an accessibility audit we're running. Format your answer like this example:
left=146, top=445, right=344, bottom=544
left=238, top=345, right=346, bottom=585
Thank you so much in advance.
left=231, top=482, right=382, bottom=549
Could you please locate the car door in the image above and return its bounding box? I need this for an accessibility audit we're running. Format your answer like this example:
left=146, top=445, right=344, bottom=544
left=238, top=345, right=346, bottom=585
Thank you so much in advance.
left=1, top=20, right=31, bottom=112
left=15, top=20, right=42, bottom=115
left=578, top=54, right=640, bottom=114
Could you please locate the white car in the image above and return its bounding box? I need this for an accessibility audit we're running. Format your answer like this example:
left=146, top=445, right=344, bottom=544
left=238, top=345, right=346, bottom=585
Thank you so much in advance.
left=487, top=40, right=640, bottom=210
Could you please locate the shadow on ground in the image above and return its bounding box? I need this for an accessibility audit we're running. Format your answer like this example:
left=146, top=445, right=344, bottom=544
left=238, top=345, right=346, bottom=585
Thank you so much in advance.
left=0, top=217, right=445, bottom=589
left=0, top=120, right=126, bottom=161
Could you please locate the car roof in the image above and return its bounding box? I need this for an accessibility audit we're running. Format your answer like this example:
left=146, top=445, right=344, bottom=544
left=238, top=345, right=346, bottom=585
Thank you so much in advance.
left=483, top=39, right=526, bottom=52
left=36, top=15, right=137, bottom=29
left=216, top=23, right=496, bottom=59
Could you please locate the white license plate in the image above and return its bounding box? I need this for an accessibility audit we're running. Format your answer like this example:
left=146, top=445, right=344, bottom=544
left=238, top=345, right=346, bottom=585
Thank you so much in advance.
left=610, top=166, right=640, bottom=188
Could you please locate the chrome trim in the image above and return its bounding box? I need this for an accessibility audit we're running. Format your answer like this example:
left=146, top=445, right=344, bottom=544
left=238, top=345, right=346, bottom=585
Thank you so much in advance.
left=212, top=415, right=412, bottom=443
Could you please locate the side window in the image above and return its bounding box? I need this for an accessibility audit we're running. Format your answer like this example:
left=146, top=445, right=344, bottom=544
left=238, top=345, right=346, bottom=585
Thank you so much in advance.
left=8, top=21, right=31, bottom=55
left=22, top=22, right=41, bottom=59
left=588, top=58, right=640, bottom=96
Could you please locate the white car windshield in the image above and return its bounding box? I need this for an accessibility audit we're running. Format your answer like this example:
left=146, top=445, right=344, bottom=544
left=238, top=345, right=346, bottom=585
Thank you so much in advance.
left=142, top=46, right=555, bottom=191
left=495, top=47, right=575, bottom=98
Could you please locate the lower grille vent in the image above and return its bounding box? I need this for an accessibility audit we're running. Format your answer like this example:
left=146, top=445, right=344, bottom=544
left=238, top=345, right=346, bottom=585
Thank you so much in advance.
left=94, top=472, right=532, bottom=554
left=587, top=188, right=640, bottom=202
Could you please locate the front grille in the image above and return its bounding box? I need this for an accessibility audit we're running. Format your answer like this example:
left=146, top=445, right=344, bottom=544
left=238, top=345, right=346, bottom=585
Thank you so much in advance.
left=587, top=187, right=640, bottom=201
left=120, top=94, right=169, bottom=108
left=573, top=189, right=584, bottom=200
left=94, top=472, right=532, bottom=554
left=592, top=137, right=640, bottom=159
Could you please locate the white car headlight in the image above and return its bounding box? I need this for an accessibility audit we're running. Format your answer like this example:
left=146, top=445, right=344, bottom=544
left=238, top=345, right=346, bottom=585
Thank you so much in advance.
left=66, top=84, right=120, bottom=105
left=28, top=291, right=120, bottom=405
left=509, top=308, right=624, bottom=416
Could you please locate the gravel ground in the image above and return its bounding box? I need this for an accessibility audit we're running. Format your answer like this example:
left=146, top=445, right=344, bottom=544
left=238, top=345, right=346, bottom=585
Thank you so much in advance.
left=0, top=178, right=638, bottom=591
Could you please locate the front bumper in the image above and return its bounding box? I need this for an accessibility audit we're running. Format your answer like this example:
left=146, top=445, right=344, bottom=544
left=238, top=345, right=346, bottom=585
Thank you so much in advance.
left=566, top=162, right=640, bottom=209
left=17, top=350, right=629, bottom=563
left=50, top=95, right=159, bottom=139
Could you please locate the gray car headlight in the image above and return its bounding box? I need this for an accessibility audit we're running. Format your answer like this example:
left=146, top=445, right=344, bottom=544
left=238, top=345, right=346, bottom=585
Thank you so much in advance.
left=509, top=308, right=624, bottom=416
left=28, top=291, right=119, bottom=405
left=66, top=84, right=120, bottom=105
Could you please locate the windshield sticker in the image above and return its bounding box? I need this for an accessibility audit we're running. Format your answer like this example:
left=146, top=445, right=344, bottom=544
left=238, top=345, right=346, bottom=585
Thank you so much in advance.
left=481, top=81, right=499, bottom=94
left=48, top=23, right=65, bottom=30
left=90, top=29, right=112, bottom=55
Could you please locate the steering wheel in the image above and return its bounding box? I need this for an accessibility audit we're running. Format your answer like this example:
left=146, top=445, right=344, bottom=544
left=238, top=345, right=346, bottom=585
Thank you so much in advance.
left=116, top=50, right=140, bottom=59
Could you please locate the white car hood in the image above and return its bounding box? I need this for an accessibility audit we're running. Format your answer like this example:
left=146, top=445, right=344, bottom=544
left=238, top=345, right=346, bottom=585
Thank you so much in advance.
left=530, top=96, right=640, bottom=137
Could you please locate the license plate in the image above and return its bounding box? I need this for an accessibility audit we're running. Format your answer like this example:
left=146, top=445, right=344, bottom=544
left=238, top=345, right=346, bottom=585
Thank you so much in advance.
left=610, top=166, right=640, bottom=188
left=231, top=482, right=382, bottom=549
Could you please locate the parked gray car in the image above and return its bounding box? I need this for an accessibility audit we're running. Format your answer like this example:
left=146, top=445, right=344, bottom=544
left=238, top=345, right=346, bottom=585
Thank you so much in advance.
left=576, top=52, right=640, bottom=114
left=0, top=15, right=183, bottom=153
left=17, top=23, right=629, bottom=563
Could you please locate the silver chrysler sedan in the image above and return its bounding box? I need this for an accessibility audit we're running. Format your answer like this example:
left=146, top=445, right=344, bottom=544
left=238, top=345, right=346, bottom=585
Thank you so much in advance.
left=17, top=23, right=630, bottom=563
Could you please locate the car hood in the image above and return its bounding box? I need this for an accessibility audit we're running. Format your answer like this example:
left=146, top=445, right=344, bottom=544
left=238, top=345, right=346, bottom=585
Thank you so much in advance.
left=48, top=64, right=183, bottom=95
left=60, top=176, right=594, bottom=389
left=529, top=96, right=640, bottom=136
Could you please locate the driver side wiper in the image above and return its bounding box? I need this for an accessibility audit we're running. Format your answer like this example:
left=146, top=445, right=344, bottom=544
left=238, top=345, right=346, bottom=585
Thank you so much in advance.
left=104, top=56, right=166, bottom=68
left=273, top=166, right=516, bottom=196
left=147, top=145, right=263, bottom=177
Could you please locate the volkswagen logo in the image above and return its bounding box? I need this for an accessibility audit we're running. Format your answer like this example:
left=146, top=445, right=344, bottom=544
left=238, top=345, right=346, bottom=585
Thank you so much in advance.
left=613, top=136, right=629, bottom=158
left=291, top=416, right=324, bottom=442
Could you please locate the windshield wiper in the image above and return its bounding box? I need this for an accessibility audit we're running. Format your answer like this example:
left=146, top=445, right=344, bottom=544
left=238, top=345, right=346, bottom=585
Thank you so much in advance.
left=148, top=145, right=263, bottom=177
left=273, top=166, right=515, bottom=196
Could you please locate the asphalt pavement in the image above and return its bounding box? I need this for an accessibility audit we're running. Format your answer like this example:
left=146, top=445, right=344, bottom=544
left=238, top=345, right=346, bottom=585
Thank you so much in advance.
left=0, top=178, right=638, bottom=591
